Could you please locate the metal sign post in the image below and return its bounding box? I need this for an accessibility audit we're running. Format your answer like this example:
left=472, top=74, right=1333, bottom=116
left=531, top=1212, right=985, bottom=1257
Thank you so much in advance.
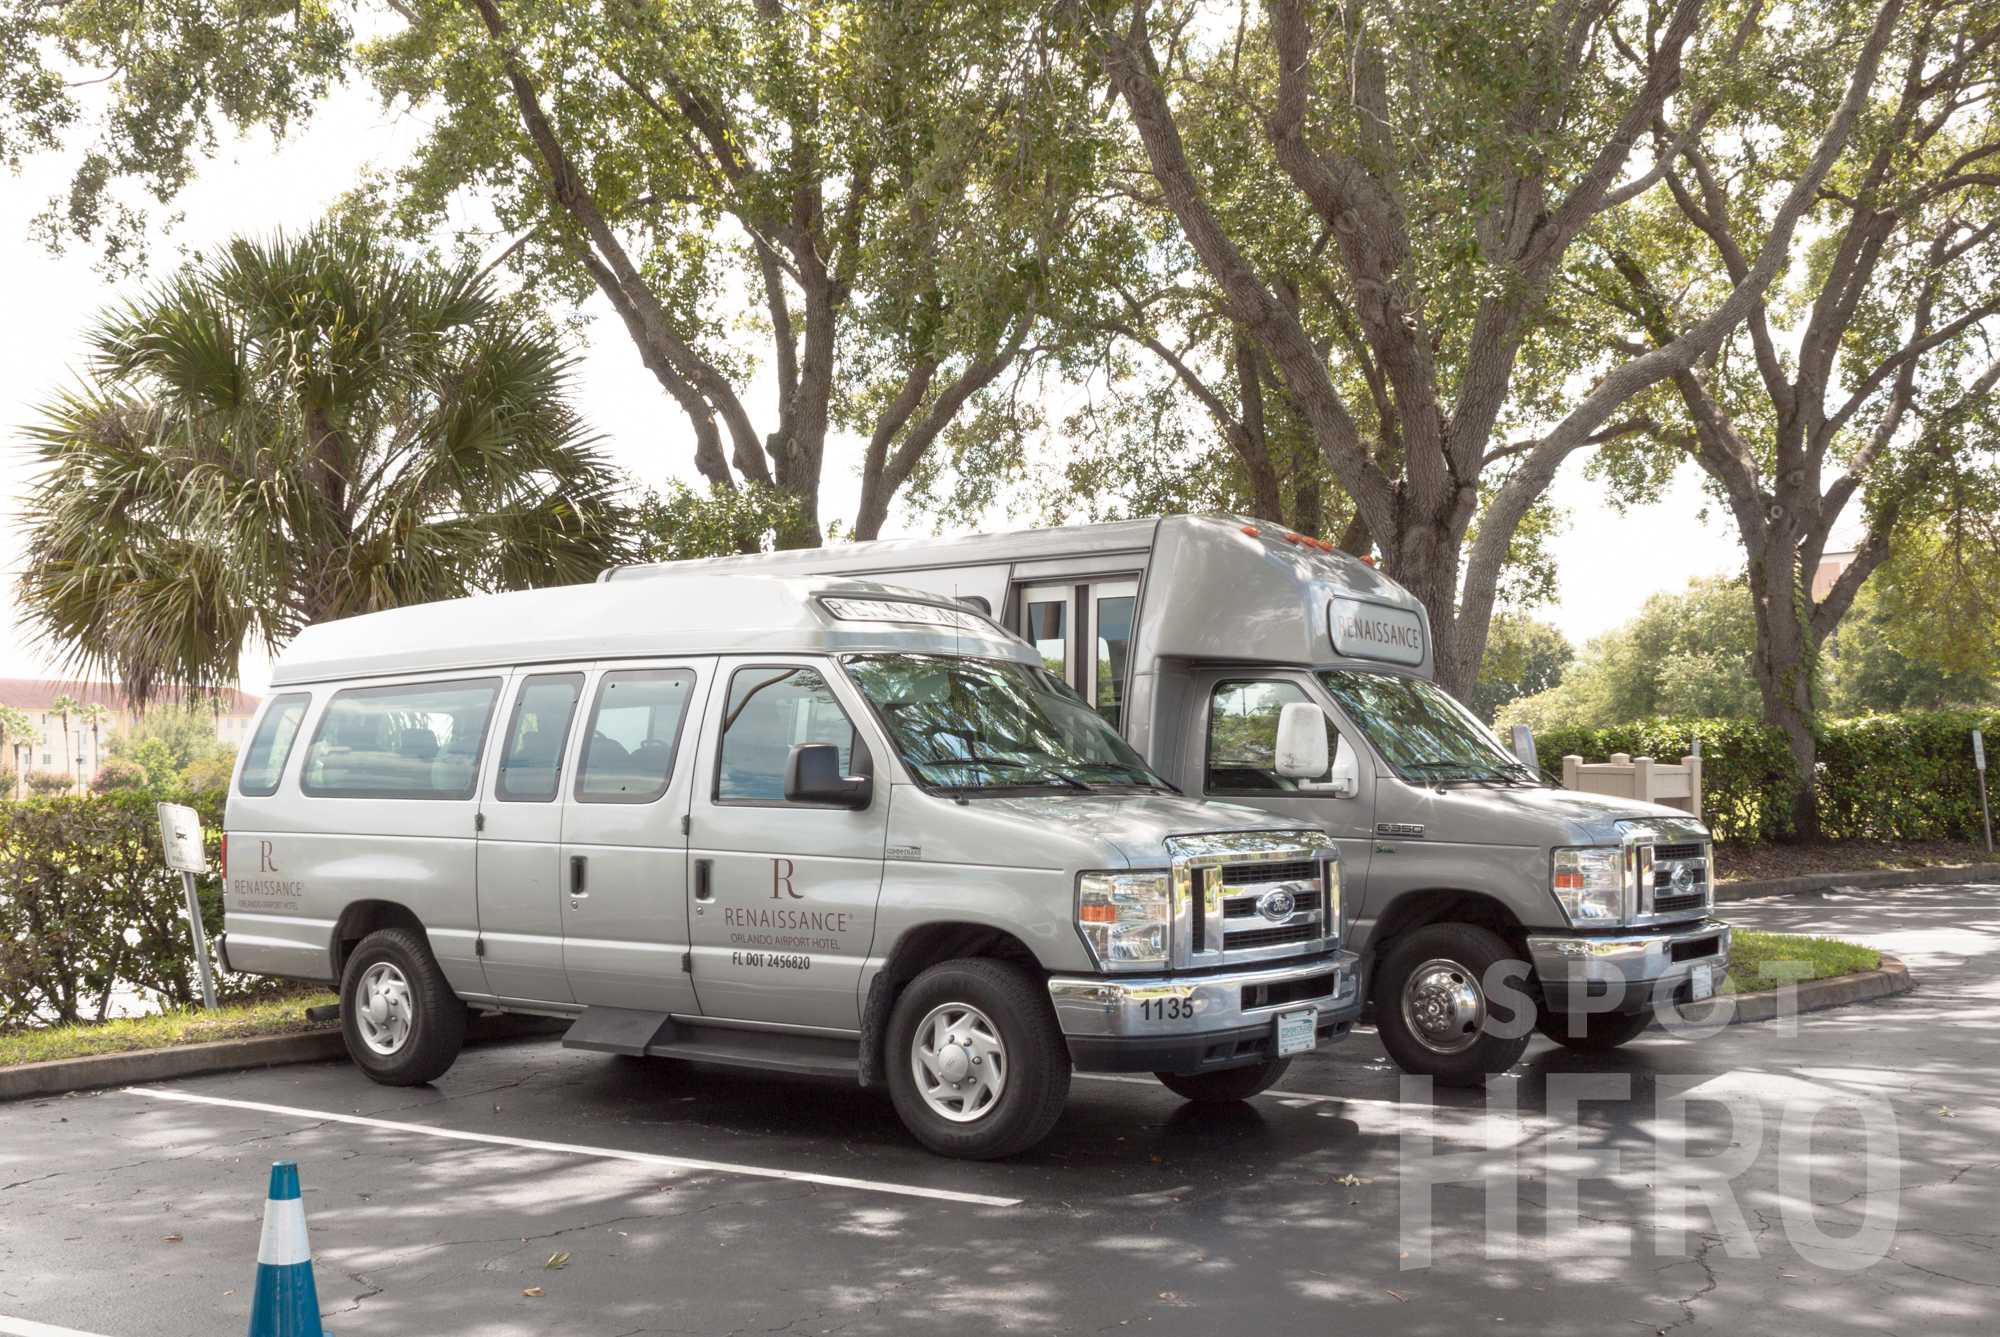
left=156, top=802, right=219, bottom=1010
left=1976, top=730, right=1993, bottom=856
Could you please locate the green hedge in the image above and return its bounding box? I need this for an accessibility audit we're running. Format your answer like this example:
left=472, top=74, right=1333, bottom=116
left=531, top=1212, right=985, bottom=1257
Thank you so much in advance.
left=1534, top=709, right=2000, bottom=844
left=0, top=790, right=246, bottom=1027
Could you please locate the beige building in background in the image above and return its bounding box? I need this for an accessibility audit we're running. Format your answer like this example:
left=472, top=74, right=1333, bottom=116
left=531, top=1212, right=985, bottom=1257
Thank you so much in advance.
left=0, top=679, right=261, bottom=787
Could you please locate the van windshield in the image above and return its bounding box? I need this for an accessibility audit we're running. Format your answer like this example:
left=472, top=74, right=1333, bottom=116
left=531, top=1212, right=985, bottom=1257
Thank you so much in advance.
left=1316, top=669, right=1539, bottom=785
left=844, top=653, right=1168, bottom=794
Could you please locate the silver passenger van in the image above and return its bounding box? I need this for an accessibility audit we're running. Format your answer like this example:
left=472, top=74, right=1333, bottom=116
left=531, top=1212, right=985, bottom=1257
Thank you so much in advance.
left=604, top=515, right=1733, bottom=1084
left=222, top=574, right=1361, bottom=1157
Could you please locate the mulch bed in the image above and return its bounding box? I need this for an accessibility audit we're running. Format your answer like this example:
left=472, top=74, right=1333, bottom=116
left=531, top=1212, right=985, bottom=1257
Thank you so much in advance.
left=1715, top=838, right=1994, bottom=884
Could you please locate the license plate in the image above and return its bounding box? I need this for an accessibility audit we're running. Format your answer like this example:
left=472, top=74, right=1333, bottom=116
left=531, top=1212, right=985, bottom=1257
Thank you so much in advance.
left=1689, top=963, right=1717, bottom=1001
left=1275, top=1008, right=1318, bottom=1056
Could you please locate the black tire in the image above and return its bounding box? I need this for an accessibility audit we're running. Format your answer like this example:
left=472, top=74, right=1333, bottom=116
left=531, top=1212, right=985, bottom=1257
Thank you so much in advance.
left=339, top=926, right=467, bottom=1086
left=1373, top=923, right=1533, bottom=1087
left=1536, top=1006, right=1655, bottom=1053
left=1154, top=1058, right=1292, bottom=1103
left=884, top=958, right=1071, bottom=1160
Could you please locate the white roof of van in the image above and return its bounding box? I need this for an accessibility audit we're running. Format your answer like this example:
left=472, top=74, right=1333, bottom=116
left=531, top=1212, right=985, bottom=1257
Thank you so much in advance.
left=269, top=575, right=1037, bottom=687
left=604, top=517, right=1163, bottom=580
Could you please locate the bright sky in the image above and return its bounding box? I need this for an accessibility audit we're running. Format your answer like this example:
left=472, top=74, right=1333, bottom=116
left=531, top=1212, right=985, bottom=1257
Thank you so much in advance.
left=0, top=88, right=1749, bottom=698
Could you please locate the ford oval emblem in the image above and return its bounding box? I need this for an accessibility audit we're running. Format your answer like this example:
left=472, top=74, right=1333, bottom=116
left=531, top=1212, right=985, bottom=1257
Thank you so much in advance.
left=1257, top=888, right=1298, bottom=922
left=1670, top=862, right=1699, bottom=894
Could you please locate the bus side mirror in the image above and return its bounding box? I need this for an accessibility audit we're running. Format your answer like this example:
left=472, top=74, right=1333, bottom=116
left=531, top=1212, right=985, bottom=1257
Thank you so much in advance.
left=1275, top=702, right=1330, bottom=779
left=785, top=743, right=873, bottom=808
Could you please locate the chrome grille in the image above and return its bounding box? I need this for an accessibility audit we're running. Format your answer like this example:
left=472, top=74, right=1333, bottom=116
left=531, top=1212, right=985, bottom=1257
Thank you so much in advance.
left=1220, top=859, right=1319, bottom=885
left=1618, top=818, right=1713, bottom=922
left=1167, top=831, right=1338, bottom=968
left=1223, top=889, right=1324, bottom=918
left=1226, top=923, right=1320, bottom=950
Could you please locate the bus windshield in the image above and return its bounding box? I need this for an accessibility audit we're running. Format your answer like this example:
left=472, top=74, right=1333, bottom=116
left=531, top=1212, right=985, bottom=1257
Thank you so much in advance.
left=1316, top=669, right=1539, bottom=785
left=843, top=653, right=1168, bottom=794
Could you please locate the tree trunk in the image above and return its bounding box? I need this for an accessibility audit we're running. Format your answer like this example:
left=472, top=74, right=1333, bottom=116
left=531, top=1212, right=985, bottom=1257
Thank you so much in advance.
left=1746, top=542, right=1822, bottom=840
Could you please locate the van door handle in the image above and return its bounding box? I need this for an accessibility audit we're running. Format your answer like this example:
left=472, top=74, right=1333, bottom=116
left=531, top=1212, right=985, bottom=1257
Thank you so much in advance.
left=694, top=858, right=714, bottom=902
left=570, top=855, right=588, bottom=899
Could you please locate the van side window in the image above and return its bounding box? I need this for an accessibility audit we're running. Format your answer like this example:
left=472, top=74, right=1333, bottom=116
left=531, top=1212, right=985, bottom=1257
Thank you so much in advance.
left=300, top=678, right=500, bottom=800
left=576, top=669, right=696, bottom=803
left=237, top=693, right=311, bottom=797
left=1206, top=680, right=1338, bottom=794
left=495, top=674, right=584, bottom=803
left=717, top=665, right=860, bottom=803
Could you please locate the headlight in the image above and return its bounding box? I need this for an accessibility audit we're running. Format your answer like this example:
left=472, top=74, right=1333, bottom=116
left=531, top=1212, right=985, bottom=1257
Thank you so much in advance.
left=1552, top=847, right=1624, bottom=924
left=1077, top=871, right=1171, bottom=969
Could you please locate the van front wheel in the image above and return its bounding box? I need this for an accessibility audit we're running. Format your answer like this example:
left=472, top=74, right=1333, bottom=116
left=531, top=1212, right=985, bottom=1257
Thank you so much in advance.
left=1373, top=923, right=1532, bottom=1086
left=340, top=926, right=467, bottom=1086
left=885, top=959, right=1071, bottom=1159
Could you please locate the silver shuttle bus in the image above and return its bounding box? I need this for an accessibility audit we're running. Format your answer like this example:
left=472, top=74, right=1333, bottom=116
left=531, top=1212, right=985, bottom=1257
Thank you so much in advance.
left=604, top=515, right=1733, bottom=1084
left=221, top=573, right=1362, bottom=1157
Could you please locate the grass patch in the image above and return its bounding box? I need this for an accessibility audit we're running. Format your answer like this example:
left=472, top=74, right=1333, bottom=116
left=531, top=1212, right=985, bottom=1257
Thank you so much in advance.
left=1725, top=929, right=1880, bottom=995
left=0, top=991, right=339, bottom=1068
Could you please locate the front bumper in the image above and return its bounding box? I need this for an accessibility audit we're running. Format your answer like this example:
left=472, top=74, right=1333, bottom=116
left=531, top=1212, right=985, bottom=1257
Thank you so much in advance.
left=1529, top=917, right=1731, bottom=1015
left=1048, top=951, right=1363, bottom=1074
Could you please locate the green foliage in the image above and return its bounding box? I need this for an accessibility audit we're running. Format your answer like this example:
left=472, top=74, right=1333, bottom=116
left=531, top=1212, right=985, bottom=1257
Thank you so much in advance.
left=89, top=756, right=151, bottom=794
left=15, top=224, right=634, bottom=702
left=1470, top=614, right=1574, bottom=724
left=22, top=771, right=70, bottom=796
left=0, top=791, right=243, bottom=1026
left=1501, top=577, right=1763, bottom=729
left=1827, top=580, right=1998, bottom=714
left=108, top=703, right=234, bottom=777
left=634, top=480, right=810, bottom=563
left=1535, top=709, right=2000, bottom=845
left=1725, top=930, right=1878, bottom=994
left=1533, top=716, right=1798, bottom=843
left=1816, top=711, right=2000, bottom=844
left=1873, top=492, right=2000, bottom=682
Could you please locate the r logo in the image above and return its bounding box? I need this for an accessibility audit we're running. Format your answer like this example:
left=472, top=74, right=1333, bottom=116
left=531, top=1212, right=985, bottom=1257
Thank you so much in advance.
left=771, top=857, right=801, bottom=899
left=259, top=840, right=279, bottom=874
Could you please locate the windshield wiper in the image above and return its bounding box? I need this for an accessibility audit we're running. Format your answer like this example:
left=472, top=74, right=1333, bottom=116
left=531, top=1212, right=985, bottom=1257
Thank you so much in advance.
left=930, top=754, right=1092, bottom=794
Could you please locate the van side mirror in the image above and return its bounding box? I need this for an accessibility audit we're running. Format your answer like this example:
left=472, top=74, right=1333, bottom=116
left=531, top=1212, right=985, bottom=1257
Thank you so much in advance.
left=1275, top=702, right=1330, bottom=779
left=1324, top=747, right=1360, bottom=799
left=784, top=742, right=873, bottom=809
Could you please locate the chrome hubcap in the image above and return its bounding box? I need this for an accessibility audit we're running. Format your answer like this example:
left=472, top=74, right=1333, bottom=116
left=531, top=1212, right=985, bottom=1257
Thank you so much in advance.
left=1401, top=957, right=1485, bottom=1055
left=355, top=961, right=414, bottom=1057
left=912, top=1002, right=1006, bottom=1123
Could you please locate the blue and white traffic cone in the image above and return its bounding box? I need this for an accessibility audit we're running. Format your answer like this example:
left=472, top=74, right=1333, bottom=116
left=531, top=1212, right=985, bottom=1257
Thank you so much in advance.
left=246, top=1161, right=326, bottom=1337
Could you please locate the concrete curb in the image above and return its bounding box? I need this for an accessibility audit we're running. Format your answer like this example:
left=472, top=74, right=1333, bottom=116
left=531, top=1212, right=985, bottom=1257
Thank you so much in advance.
left=0, top=1013, right=563, bottom=1104
left=1691, top=950, right=1912, bottom=1025
left=1717, top=862, right=2000, bottom=902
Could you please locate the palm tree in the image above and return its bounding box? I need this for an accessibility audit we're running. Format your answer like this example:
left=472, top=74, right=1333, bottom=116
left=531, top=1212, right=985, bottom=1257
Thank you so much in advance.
left=0, top=705, right=33, bottom=799
left=48, top=694, right=78, bottom=794
left=77, top=703, right=113, bottom=789
left=15, top=225, right=634, bottom=703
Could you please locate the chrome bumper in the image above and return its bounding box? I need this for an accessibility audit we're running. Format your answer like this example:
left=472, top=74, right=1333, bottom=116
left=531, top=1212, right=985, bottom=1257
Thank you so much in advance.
left=1047, top=951, right=1363, bottom=1072
left=1529, top=917, right=1731, bottom=1012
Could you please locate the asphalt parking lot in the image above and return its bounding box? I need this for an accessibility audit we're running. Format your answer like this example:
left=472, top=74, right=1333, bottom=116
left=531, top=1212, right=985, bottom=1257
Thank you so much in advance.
left=2, top=883, right=1995, bottom=1337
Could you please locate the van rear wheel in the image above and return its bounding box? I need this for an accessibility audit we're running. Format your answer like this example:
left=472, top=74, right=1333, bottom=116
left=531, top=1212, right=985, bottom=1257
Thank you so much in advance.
left=340, top=926, right=467, bottom=1086
left=1155, top=1058, right=1292, bottom=1103
left=885, top=959, right=1070, bottom=1159
left=1373, top=923, right=1532, bottom=1086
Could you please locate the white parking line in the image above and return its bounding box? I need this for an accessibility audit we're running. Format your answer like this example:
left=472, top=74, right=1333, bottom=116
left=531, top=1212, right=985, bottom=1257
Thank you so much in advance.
left=0, top=1316, right=119, bottom=1337
left=122, top=1087, right=1021, bottom=1208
